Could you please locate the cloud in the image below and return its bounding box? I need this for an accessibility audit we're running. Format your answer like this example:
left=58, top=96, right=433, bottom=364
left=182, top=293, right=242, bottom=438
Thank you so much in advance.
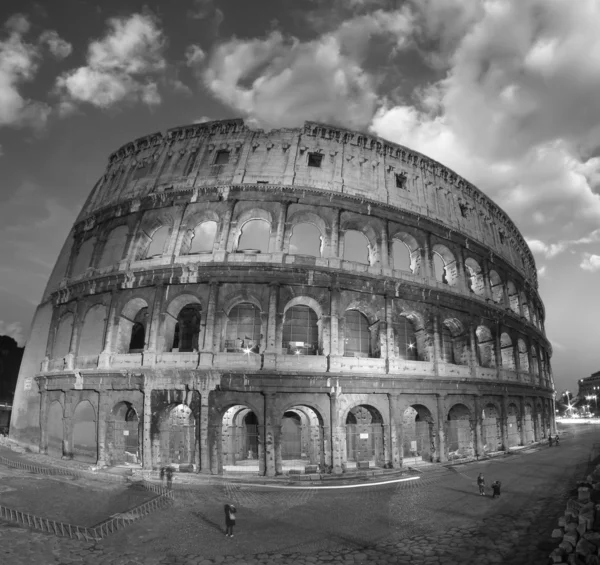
left=185, top=44, right=205, bottom=68
left=202, top=9, right=414, bottom=129
left=55, top=12, right=167, bottom=109
left=39, top=30, right=72, bottom=59
left=537, top=265, right=547, bottom=278
left=187, top=0, right=224, bottom=31
left=580, top=253, right=600, bottom=273
left=525, top=229, right=600, bottom=259
left=0, top=320, right=25, bottom=346
left=369, top=0, right=600, bottom=254
left=0, top=14, right=51, bottom=130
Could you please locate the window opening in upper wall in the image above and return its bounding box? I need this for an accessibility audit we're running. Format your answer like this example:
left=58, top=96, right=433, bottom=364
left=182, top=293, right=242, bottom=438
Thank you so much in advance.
left=307, top=152, right=323, bottom=167
left=395, top=173, right=407, bottom=189
left=214, top=150, right=230, bottom=165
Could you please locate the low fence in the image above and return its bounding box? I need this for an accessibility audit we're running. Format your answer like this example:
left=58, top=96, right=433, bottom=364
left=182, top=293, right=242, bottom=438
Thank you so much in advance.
left=0, top=455, right=173, bottom=540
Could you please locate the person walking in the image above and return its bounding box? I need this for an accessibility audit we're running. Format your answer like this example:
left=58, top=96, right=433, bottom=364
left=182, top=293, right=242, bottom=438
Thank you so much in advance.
left=555, top=434, right=560, bottom=446
left=166, top=466, right=173, bottom=490
left=159, top=466, right=165, bottom=485
left=491, top=480, right=501, bottom=498
left=477, top=473, right=486, bottom=496
left=224, top=504, right=237, bottom=537
left=549, top=435, right=553, bottom=447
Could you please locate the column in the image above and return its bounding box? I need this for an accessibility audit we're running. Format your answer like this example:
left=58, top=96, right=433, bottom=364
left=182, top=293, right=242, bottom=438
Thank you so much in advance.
left=165, top=204, right=186, bottom=256
left=266, top=283, right=279, bottom=352
left=513, top=340, right=521, bottom=373
left=329, top=286, right=340, bottom=357
left=526, top=339, right=534, bottom=381
left=455, top=247, right=468, bottom=293
left=275, top=201, right=289, bottom=252
left=500, top=395, right=509, bottom=451
left=518, top=396, right=527, bottom=446
left=330, top=209, right=341, bottom=258
left=432, top=313, right=442, bottom=375
left=217, top=200, right=236, bottom=252
left=422, top=233, right=433, bottom=279
left=96, top=391, right=108, bottom=466
left=386, top=296, right=395, bottom=362
left=473, top=396, right=483, bottom=457
left=469, top=323, right=478, bottom=378
left=388, top=394, right=401, bottom=468
left=199, top=394, right=210, bottom=473
left=494, top=323, right=502, bottom=377
left=263, top=392, right=278, bottom=477
left=142, top=383, right=153, bottom=470
left=39, top=390, right=48, bottom=454
left=145, top=284, right=165, bottom=365
left=99, top=291, right=118, bottom=369
left=436, top=394, right=447, bottom=463
left=380, top=222, right=389, bottom=269
left=330, top=391, right=343, bottom=474
left=482, top=260, right=493, bottom=301
left=200, top=282, right=219, bottom=365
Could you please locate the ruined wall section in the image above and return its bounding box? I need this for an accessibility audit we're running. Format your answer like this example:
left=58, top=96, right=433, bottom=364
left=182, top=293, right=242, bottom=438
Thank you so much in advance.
left=76, top=119, right=537, bottom=288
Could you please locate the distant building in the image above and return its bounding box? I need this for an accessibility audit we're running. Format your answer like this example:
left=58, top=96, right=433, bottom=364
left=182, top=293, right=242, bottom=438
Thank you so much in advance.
left=11, top=119, right=555, bottom=473
left=577, top=371, right=600, bottom=413
left=0, top=336, right=24, bottom=431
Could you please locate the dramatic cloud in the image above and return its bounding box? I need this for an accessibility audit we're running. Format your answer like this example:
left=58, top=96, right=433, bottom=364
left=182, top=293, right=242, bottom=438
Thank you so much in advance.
left=39, top=30, right=72, bottom=59
left=202, top=9, right=414, bottom=129
left=370, top=0, right=600, bottom=251
left=580, top=253, right=600, bottom=273
left=185, top=44, right=206, bottom=68
left=56, top=12, right=167, bottom=109
left=0, top=320, right=25, bottom=346
left=0, top=14, right=52, bottom=129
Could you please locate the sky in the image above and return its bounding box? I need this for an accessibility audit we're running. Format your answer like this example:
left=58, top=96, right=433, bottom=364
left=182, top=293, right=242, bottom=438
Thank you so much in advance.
left=0, top=0, right=599, bottom=395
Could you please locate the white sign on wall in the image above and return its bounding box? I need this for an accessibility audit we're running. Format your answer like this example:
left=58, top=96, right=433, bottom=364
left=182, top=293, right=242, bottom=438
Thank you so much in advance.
left=359, top=433, right=369, bottom=439
left=123, top=430, right=129, bottom=436
left=23, top=378, right=32, bottom=391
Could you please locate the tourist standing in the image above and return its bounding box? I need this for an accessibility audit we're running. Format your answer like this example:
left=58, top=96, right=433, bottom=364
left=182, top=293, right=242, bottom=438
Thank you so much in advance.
left=477, top=473, right=486, bottom=496
left=166, top=466, right=173, bottom=489
left=549, top=435, right=553, bottom=447
left=491, top=480, right=501, bottom=498
left=225, top=504, right=237, bottom=537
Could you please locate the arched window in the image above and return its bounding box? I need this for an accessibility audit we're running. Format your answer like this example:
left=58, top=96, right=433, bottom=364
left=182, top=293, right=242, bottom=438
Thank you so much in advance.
left=98, top=226, right=128, bottom=268
left=189, top=221, right=217, bottom=254
left=476, top=326, right=495, bottom=368
left=172, top=304, right=202, bottom=352
left=432, top=252, right=447, bottom=283
left=489, top=270, right=503, bottom=304
left=225, top=303, right=262, bottom=352
left=344, top=310, right=371, bottom=357
left=517, top=338, right=529, bottom=372
left=392, top=240, right=411, bottom=272
left=441, top=324, right=454, bottom=363
left=343, top=230, right=369, bottom=264
left=530, top=346, right=539, bottom=376
left=146, top=225, right=170, bottom=258
left=500, top=333, right=515, bottom=370
left=238, top=219, right=270, bottom=253
left=283, top=305, right=318, bottom=355
left=396, top=317, right=417, bottom=360
left=78, top=305, right=106, bottom=357
left=128, top=307, right=148, bottom=352
left=465, top=258, right=484, bottom=296
left=289, top=223, right=321, bottom=257
left=53, top=314, right=74, bottom=359
left=71, top=237, right=96, bottom=277
left=507, top=281, right=520, bottom=314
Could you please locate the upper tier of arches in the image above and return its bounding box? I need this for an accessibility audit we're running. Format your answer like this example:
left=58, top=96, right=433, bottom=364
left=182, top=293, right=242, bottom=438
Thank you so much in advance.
left=76, top=119, right=537, bottom=286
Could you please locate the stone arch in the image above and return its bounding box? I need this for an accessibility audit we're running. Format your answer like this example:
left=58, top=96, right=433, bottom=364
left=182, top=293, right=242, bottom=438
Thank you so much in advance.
left=517, top=338, right=529, bottom=372
left=500, top=332, right=515, bottom=369
left=78, top=304, right=107, bottom=358
left=391, top=232, right=420, bottom=274
left=340, top=216, right=380, bottom=265
left=223, top=300, right=263, bottom=353
left=507, top=402, right=520, bottom=448
left=232, top=208, right=274, bottom=253
left=115, top=297, right=149, bottom=354
left=476, top=325, right=496, bottom=368
left=530, top=345, right=539, bottom=376
left=187, top=220, right=218, bottom=254
left=72, top=399, right=97, bottom=463
left=342, top=307, right=376, bottom=358
left=163, top=293, right=203, bottom=352
left=402, top=404, right=434, bottom=462
left=145, top=225, right=171, bottom=258
left=431, top=243, right=458, bottom=286
left=523, top=401, right=535, bottom=443
left=446, top=403, right=474, bottom=459
left=47, top=400, right=64, bottom=458
left=441, top=318, right=469, bottom=365
left=282, top=297, right=323, bottom=356
left=221, top=404, right=261, bottom=473
left=489, top=270, right=504, bottom=304
left=393, top=314, right=419, bottom=360
left=53, top=313, right=74, bottom=360
left=464, top=257, right=485, bottom=296
left=506, top=281, right=520, bottom=314
left=344, top=404, right=385, bottom=468
left=285, top=211, right=327, bottom=257
left=71, top=237, right=96, bottom=278
left=400, top=310, right=429, bottom=361
left=157, top=403, right=197, bottom=468
left=481, top=402, right=502, bottom=452
left=98, top=225, right=129, bottom=269
left=280, top=404, right=325, bottom=470
left=105, top=401, right=140, bottom=465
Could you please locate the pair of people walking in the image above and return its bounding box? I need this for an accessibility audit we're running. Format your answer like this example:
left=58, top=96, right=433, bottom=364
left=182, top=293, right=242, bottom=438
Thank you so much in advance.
left=224, top=504, right=237, bottom=537
left=477, top=473, right=501, bottom=498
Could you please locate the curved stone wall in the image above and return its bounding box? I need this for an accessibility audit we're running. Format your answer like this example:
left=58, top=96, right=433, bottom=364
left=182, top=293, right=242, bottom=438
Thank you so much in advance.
left=11, top=119, right=555, bottom=475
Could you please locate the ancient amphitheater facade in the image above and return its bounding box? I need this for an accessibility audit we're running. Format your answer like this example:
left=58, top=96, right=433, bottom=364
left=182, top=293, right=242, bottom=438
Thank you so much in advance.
left=11, top=119, right=555, bottom=474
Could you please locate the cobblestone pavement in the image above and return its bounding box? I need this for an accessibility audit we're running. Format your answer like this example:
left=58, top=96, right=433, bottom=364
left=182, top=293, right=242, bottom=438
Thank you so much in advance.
left=0, top=427, right=594, bottom=565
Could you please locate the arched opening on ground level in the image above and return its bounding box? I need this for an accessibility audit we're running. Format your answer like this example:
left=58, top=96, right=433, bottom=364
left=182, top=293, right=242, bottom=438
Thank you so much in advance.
left=345, top=405, right=384, bottom=468
left=281, top=406, right=325, bottom=473
left=402, top=405, right=433, bottom=463
left=106, top=401, right=140, bottom=466
left=47, top=400, right=63, bottom=458
left=221, top=406, right=261, bottom=473
left=158, top=404, right=196, bottom=469
left=446, top=403, right=474, bottom=460
left=481, top=403, right=502, bottom=453
left=507, top=403, right=520, bottom=448
left=523, top=404, right=534, bottom=444
left=72, top=400, right=97, bottom=463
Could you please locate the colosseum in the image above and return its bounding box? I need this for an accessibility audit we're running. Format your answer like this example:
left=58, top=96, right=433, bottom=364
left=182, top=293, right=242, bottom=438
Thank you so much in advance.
left=10, top=118, right=555, bottom=475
